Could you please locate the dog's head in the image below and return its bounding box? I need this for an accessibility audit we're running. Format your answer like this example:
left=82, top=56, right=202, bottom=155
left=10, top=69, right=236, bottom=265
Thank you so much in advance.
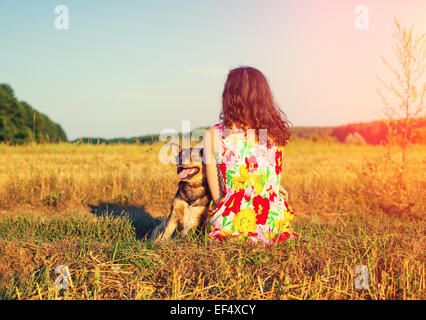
left=170, top=143, right=205, bottom=183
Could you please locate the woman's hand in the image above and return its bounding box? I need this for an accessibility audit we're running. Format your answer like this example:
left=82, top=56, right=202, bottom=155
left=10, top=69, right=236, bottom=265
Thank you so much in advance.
left=279, top=186, right=289, bottom=202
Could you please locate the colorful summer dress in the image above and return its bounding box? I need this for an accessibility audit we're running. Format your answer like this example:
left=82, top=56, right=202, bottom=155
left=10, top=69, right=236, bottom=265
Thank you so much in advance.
left=207, top=123, right=298, bottom=246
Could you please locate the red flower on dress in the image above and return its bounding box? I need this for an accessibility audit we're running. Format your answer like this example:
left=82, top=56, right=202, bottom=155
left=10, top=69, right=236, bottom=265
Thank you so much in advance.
left=222, top=149, right=235, bottom=163
left=284, top=200, right=295, bottom=215
left=222, top=189, right=244, bottom=217
left=275, top=232, right=291, bottom=243
left=245, top=155, right=258, bottom=173
left=214, top=233, right=228, bottom=241
left=253, top=195, right=270, bottom=225
left=243, top=185, right=255, bottom=202
left=266, top=186, right=277, bottom=202
left=218, top=162, right=227, bottom=184
left=275, top=149, right=283, bottom=175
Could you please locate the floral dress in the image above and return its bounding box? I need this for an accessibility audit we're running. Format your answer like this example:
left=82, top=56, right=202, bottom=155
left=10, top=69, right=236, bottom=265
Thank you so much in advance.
left=207, top=123, right=298, bottom=246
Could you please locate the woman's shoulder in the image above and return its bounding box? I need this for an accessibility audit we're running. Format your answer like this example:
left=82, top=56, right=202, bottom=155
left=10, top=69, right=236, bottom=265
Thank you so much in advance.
left=205, top=123, right=224, bottom=139
left=212, top=123, right=223, bottom=134
left=205, top=124, right=221, bottom=137
left=206, top=123, right=285, bottom=150
left=204, top=125, right=223, bottom=149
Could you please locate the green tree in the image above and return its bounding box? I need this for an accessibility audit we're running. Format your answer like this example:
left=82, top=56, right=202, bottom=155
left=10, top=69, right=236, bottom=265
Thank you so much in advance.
left=0, top=83, right=67, bottom=144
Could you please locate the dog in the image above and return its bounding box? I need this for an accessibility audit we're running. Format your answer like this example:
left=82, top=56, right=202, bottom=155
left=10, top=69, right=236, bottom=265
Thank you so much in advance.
left=150, top=142, right=211, bottom=242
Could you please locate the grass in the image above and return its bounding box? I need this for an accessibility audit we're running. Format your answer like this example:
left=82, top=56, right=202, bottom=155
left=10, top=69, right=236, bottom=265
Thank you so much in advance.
left=0, top=139, right=424, bottom=300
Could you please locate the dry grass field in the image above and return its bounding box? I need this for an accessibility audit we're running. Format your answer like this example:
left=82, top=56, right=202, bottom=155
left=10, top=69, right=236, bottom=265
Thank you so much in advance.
left=0, top=138, right=424, bottom=300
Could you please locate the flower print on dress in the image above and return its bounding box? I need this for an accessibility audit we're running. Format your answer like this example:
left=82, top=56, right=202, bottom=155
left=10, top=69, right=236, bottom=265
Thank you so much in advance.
left=253, top=195, right=270, bottom=225
left=275, top=148, right=283, bottom=176
left=207, top=123, right=298, bottom=245
left=222, top=189, right=245, bottom=217
left=232, top=208, right=258, bottom=233
left=245, top=155, right=259, bottom=173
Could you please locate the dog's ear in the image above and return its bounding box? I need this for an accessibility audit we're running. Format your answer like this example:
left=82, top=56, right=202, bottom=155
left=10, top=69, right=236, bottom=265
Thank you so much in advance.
left=170, top=142, right=181, bottom=157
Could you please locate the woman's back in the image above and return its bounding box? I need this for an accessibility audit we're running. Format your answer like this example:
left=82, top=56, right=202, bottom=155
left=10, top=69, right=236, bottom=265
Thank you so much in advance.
left=207, top=123, right=298, bottom=245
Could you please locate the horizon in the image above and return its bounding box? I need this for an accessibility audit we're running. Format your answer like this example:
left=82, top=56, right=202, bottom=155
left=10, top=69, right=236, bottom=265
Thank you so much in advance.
left=70, top=119, right=398, bottom=141
left=1, top=1, right=425, bottom=140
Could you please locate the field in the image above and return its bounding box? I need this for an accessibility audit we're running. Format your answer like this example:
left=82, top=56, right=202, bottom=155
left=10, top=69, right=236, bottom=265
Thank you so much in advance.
left=0, top=139, right=425, bottom=300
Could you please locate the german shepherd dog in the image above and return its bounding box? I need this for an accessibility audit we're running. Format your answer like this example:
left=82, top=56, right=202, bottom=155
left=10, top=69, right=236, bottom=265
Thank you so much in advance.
left=151, top=143, right=211, bottom=242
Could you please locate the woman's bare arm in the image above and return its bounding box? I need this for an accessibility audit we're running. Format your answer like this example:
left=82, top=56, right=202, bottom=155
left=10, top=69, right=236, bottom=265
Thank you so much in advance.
left=204, top=127, right=223, bottom=204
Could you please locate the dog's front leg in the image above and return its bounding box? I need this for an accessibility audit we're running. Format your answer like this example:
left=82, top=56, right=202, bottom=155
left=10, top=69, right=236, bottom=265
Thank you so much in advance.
left=156, top=216, right=177, bottom=241
left=182, top=206, right=208, bottom=236
left=156, top=198, right=187, bottom=241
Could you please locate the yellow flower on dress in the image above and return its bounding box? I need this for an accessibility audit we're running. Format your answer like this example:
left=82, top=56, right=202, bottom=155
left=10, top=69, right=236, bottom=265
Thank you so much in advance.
left=250, top=174, right=263, bottom=194
left=232, top=165, right=250, bottom=191
left=219, top=229, right=233, bottom=237
left=232, top=165, right=264, bottom=194
left=236, top=233, right=249, bottom=241
left=232, top=208, right=258, bottom=232
left=274, top=219, right=290, bottom=232
left=264, top=232, right=275, bottom=240
left=284, top=206, right=295, bottom=222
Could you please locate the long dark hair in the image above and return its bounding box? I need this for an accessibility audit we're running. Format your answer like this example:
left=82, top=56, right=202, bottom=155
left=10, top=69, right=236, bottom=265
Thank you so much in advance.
left=220, top=66, right=292, bottom=146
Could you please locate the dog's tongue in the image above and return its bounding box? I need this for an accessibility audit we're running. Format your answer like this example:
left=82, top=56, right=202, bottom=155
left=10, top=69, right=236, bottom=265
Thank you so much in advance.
left=179, top=168, right=195, bottom=179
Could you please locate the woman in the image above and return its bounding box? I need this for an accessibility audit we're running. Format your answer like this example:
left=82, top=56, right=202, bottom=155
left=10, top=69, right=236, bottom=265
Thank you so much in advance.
left=203, top=66, right=298, bottom=246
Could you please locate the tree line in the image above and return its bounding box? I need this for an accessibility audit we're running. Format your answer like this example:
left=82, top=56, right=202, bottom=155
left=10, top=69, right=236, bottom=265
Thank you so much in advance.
left=330, top=118, right=426, bottom=145
left=0, top=84, right=67, bottom=144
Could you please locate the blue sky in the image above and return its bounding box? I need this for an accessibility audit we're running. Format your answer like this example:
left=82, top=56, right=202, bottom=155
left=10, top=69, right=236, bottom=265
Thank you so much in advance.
left=0, top=0, right=425, bottom=140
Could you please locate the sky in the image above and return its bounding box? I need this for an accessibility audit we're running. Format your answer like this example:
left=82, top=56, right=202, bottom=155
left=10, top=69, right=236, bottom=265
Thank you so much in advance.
left=0, top=0, right=425, bottom=140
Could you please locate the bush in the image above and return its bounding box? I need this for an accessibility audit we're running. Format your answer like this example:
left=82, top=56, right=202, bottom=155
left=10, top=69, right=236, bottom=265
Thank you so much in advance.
left=344, top=132, right=367, bottom=145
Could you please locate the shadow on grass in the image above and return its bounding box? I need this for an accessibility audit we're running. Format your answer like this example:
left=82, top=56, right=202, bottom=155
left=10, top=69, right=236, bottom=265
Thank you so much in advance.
left=88, top=203, right=164, bottom=239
